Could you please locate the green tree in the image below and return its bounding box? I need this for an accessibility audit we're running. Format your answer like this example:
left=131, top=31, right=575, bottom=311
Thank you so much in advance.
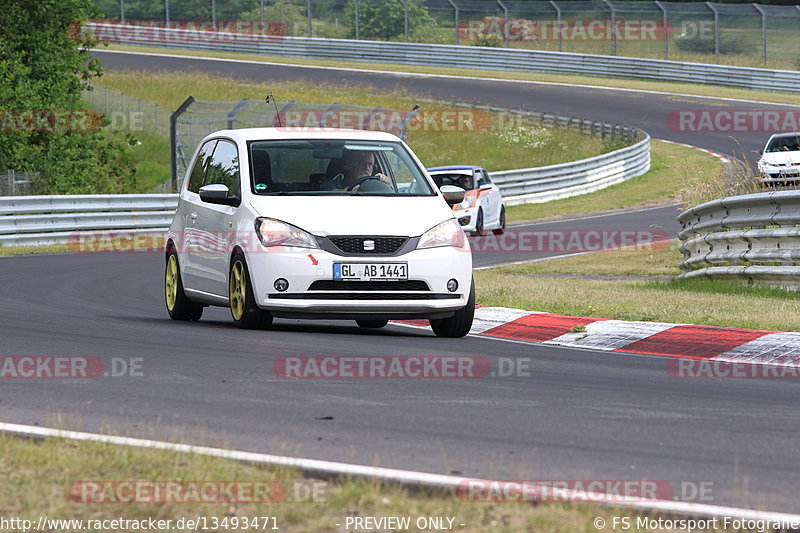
left=0, top=0, right=137, bottom=193
left=344, top=0, right=435, bottom=41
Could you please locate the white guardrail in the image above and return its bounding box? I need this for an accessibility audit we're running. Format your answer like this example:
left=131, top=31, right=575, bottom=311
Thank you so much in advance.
left=678, top=190, right=800, bottom=289
left=0, top=194, right=177, bottom=247
left=90, top=23, right=800, bottom=93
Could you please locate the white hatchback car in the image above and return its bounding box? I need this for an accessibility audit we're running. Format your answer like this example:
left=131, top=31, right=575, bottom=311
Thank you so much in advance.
left=758, top=132, right=800, bottom=184
left=427, top=165, right=505, bottom=235
left=164, top=128, right=475, bottom=337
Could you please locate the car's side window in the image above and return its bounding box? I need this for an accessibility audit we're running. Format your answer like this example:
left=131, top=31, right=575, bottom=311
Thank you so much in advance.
left=203, top=140, right=240, bottom=198
left=186, top=140, right=217, bottom=194
left=478, top=170, right=492, bottom=186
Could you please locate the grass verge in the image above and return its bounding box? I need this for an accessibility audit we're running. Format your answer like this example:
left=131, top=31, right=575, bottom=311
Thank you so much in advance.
left=475, top=242, right=800, bottom=331
left=506, top=139, right=720, bottom=223
left=101, top=43, right=800, bottom=107
left=0, top=432, right=751, bottom=533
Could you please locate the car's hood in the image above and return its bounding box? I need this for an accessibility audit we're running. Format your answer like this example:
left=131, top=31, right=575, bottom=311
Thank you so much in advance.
left=760, top=152, right=800, bottom=166
left=248, top=195, right=453, bottom=237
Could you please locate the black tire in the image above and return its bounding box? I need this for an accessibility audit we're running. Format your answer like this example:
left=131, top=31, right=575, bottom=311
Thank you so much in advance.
left=229, top=252, right=273, bottom=330
left=472, top=208, right=484, bottom=236
left=492, top=206, right=506, bottom=235
left=430, top=278, right=475, bottom=338
left=356, top=319, right=389, bottom=329
left=165, top=248, right=203, bottom=321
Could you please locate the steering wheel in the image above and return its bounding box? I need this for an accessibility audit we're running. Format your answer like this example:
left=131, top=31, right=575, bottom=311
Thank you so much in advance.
left=347, top=176, right=386, bottom=191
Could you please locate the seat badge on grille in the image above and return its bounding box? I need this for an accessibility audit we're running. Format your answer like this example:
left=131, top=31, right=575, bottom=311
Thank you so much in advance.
left=363, top=239, right=375, bottom=251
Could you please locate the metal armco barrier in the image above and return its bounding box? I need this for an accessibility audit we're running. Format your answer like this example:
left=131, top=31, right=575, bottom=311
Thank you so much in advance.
left=493, top=135, right=650, bottom=205
left=0, top=194, right=177, bottom=247
left=678, top=190, right=800, bottom=289
left=90, top=23, right=800, bottom=93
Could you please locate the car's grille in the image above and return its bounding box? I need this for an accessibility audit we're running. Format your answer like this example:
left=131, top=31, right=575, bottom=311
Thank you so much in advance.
left=309, top=280, right=429, bottom=291
left=269, top=293, right=458, bottom=300
left=329, top=236, right=407, bottom=255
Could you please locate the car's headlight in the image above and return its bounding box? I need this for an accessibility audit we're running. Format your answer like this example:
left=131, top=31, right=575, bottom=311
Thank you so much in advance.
left=417, top=219, right=466, bottom=249
left=255, top=218, right=318, bottom=249
left=453, top=190, right=478, bottom=211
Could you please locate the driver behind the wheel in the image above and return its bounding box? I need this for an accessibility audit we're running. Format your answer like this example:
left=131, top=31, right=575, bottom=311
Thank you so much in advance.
left=319, top=150, right=392, bottom=191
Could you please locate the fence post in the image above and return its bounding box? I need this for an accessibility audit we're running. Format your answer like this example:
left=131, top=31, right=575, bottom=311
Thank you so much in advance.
left=307, top=0, right=313, bottom=37
left=260, top=0, right=265, bottom=24
left=120, top=0, right=125, bottom=23
left=165, top=0, right=170, bottom=25
left=497, top=0, right=509, bottom=47
left=447, top=0, right=459, bottom=45
left=654, top=0, right=668, bottom=59
left=212, top=0, right=217, bottom=29
left=753, top=4, right=766, bottom=66
left=549, top=0, right=562, bottom=52
left=7, top=170, right=14, bottom=196
left=171, top=96, right=197, bottom=192
left=226, top=98, right=252, bottom=129
left=603, top=0, right=616, bottom=56
left=706, top=2, right=719, bottom=60
left=355, top=0, right=359, bottom=40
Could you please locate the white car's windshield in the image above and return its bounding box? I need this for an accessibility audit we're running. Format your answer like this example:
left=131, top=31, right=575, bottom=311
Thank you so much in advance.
left=247, top=139, right=435, bottom=196
left=765, top=136, right=800, bottom=153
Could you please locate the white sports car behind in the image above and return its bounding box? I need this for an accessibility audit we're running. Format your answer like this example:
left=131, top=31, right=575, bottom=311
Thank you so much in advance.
left=427, top=165, right=506, bottom=235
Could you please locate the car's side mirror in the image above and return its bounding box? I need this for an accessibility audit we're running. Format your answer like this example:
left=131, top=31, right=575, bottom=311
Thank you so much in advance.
left=199, top=184, right=240, bottom=207
left=440, top=185, right=466, bottom=206
left=757, top=149, right=763, bottom=155
left=478, top=181, right=492, bottom=190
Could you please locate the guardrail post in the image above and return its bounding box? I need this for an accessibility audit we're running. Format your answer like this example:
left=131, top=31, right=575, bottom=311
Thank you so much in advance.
left=549, top=0, right=562, bottom=52
left=654, top=0, right=668, bottom=59
left=753, top=4, right=767, bottom=66
left=170, top=96, right=196, bottom=192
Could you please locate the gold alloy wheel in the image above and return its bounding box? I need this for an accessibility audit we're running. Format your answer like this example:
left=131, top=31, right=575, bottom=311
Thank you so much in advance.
left=229, top=260, right=246, bottom=321
left=165, top=254, right=178, bottom=311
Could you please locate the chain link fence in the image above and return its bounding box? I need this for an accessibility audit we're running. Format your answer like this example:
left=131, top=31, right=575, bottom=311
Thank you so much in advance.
left=92, top=0, right=800, bottom=68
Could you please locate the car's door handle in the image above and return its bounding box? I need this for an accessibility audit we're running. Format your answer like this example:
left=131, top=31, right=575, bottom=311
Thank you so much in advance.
left=190, top=213, right=198, bottom=222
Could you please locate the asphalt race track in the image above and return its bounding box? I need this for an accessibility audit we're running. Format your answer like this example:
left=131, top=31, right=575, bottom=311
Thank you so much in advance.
left=0, top=51, right=798, bottom=513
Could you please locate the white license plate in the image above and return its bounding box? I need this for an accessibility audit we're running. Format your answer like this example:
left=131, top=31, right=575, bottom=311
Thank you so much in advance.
left=333, top=263, right=408, bottom=280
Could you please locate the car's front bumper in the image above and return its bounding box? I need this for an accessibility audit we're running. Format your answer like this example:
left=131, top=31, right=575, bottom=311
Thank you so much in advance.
left=245, top=245, right=472, bottom=318
left=760, top=168, right=800, bottom=183
left=453, top=207, right=478, bottom=232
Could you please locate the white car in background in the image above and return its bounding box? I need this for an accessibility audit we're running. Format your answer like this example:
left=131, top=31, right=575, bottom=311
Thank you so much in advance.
left=427, top=165, right=506, bottom=235
left=164, top=128, right=475, bottom=337
left=758, top=132, right=800, bottom=184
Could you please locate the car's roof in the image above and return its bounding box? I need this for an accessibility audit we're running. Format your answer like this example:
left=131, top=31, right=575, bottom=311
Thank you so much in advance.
left=205, top=127, right=405, bottom=143
left=427, top=165, right=483, bottom=173
left=769, top=132, right=800, bottom=140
